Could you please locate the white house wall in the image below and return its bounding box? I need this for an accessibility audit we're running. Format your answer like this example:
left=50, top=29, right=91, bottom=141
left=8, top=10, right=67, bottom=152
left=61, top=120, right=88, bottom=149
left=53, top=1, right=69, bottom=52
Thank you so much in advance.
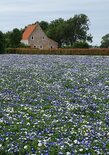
left=21, top=40, right=29, bottom=45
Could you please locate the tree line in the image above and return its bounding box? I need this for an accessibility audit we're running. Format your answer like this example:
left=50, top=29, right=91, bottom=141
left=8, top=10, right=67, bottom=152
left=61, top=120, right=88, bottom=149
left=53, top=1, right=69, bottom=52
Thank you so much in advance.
left=40, top=14, right=92, bottom=48
left=0, top=14, right=109, bottom=53
left=0, top=28, right=22, bottom=53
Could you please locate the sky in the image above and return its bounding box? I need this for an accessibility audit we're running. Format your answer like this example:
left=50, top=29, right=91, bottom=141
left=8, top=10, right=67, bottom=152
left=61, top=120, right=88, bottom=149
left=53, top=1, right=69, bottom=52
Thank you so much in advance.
left=0, top=0, right=109, bottom=45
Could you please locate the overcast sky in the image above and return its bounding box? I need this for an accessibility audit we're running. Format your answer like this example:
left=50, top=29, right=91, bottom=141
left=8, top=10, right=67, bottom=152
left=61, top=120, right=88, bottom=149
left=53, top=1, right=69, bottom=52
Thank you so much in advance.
left=0, top=0, right=109, bottom=45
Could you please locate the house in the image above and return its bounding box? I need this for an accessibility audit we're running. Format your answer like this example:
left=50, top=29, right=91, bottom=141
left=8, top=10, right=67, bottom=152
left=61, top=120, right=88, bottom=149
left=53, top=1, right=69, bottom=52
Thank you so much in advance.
left=21, top=23, right=58, bottom=49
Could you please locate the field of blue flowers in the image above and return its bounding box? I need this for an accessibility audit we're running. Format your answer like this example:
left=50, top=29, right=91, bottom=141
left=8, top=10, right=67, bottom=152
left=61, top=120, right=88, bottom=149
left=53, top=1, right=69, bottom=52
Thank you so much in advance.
left=0, top=54, right=109, bottom=155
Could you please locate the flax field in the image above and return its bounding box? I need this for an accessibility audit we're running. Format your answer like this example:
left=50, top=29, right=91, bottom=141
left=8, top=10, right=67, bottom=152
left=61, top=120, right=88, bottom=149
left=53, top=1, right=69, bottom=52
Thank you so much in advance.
left=0, top=54, right=109, bottom=155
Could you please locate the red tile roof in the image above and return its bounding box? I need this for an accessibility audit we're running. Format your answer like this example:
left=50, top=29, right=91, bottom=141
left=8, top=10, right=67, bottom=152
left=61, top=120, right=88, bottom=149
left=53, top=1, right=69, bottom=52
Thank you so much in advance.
left=22, top=24, right=36, bottom=40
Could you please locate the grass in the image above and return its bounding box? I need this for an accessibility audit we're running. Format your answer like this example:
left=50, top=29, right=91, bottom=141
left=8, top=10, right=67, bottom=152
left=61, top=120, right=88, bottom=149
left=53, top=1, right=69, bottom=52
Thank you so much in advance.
left=0, top=54, right=109, bottom=154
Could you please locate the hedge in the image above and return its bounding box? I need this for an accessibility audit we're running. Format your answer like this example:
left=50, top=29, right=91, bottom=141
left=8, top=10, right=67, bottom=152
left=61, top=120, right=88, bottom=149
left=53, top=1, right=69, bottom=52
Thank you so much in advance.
left=6, top=48, right=109, bottom=55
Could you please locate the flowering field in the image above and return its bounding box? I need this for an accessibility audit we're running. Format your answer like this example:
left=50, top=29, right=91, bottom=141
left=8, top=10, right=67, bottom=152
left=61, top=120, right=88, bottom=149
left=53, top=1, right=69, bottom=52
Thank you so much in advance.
left=0, top=54, right=109, bottom=155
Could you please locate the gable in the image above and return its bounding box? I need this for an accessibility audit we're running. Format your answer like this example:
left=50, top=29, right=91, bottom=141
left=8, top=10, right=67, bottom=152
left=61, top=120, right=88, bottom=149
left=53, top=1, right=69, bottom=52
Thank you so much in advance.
left=22, top=25, right=37, bottom=40
left=21, top=23, right=58, bottom=49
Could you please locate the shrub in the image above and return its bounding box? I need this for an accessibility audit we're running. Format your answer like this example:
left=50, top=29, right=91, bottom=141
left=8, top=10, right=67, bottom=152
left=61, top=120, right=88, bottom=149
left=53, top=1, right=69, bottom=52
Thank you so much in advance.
left=19, top=43, right=31, bottom=48
left=73, top=41, right=89, bottom=48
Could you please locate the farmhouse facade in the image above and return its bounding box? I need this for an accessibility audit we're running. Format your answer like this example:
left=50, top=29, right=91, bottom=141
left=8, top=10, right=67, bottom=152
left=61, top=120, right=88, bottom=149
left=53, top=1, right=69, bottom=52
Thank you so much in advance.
left=21, top=23, right=58, bottom=49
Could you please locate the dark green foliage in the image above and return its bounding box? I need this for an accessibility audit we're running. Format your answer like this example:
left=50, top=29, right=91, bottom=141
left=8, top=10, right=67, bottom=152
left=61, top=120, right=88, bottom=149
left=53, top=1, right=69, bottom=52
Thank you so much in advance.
left=73, top=41, right=89, bottom=48
left=66, top=14, right=92, bottom=45
left=0, top=31, right=5, bottom=53
left=100, top=34, right=109, bottom=48
left=4, top=28, right=22, bottom=48
left=9, top=28, right=22, bottom=48
left=47, top=18, right=65, bottom=47
left=4, top=31, right=12, bottom=48
left=47, top=14, right=93, bottom=47
left=39, top=21, right=49, bottom=32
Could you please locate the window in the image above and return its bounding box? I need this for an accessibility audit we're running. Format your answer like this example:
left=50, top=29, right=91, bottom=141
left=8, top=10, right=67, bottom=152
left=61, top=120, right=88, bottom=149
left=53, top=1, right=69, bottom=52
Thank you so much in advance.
left=31, top=36, right=34, bottom=40
left=40, top=45, right=43, bottom=49
left=43, top=36, right=45, bottom=39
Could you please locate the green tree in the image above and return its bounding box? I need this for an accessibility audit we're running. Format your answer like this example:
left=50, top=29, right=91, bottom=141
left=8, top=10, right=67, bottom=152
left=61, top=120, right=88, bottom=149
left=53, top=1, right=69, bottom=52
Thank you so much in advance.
left=47, top=18, right=65, bottom=47
left=100, top=34, right=109, bottom=48
left=39, top=21, right=49, bottom=32
left=66, top=14, right=92, bottom=46
left=46, top=14, right=92, bottom=47
left=4, top=31, right=12, bottom=48
left=9, top=28, right=22, bottom=48
left=0, top=31, right=5, bottom=53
